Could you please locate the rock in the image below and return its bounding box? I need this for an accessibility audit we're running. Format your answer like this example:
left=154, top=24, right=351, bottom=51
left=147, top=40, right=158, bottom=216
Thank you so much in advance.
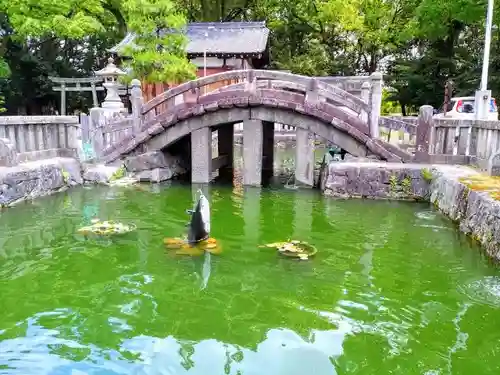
left=0, top=138, right=18, bottom=167
left=56, top=157, right=83, bottom=186
left=323, top=162, right=430, bottom=200
left=135, top=168, right=175, bottom=182
left=0, top=158, right=82, bottom=206
left=124, top=151, right=187, bottom=183
left=83, top=164, right=121, bottom=184
left=487, top=150, right=500, bottom=176
left=124, top=151, right=183, bottom=172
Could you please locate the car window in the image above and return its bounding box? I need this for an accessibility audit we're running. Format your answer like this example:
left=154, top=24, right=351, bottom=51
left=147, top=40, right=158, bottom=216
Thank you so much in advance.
left=457, top=100, right=475, bottom=113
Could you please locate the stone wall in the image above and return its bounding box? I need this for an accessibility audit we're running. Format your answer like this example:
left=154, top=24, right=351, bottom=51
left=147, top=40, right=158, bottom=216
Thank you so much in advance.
left=0, top=158, right=82, bottom=206
left=323, top=162, right=431, bottom=200
left=0, top=150, right=187, bottom=206
left=323, top=161, right=500, bottom=260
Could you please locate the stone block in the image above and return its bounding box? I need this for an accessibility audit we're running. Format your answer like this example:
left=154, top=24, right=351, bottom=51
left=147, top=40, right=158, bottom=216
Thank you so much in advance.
left=0, top=158, right=83, bottom=206
left=56, top=157, right=83, bottom=186
left=83, top=164, right=121, bottom=184
left=135, top=168, right=175, bottom=182
left=0, top=138, right=18, bottom=167
left=124, top=151, right=182, bottom=172
left=487, top=150, right=500, bottom=176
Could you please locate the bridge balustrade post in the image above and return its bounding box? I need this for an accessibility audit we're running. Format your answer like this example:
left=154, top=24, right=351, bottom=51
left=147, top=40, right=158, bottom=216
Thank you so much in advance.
left=414, top=105, right=434, bottom=163
left=295, top=79, right=318, bottom=187
left=130, top=79, right=144, bottom=134
left=369, top=72, right=383, bottom=139
left=89, top=107, right=105, bottom=158
left=361, top=81, right=370, bottom=124
left=244, top=70, right=257, bottom=93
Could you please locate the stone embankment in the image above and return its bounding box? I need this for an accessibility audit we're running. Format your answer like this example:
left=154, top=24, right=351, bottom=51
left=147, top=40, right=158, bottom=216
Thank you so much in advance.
left=323, top=162, right=500, bottom=260
left=0, top=151, right=186, bottom=207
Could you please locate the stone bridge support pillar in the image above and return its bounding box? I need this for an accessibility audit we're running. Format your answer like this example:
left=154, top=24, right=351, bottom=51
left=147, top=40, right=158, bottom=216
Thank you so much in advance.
left=262, top=121, right=274, bottom=179
left=243, top=119, right=263, bottom=186
left=217, top=125, right=234, bottom=179
left=191, top=127, right=212, bottom=183
left=295, top=128, right=315, bottom=186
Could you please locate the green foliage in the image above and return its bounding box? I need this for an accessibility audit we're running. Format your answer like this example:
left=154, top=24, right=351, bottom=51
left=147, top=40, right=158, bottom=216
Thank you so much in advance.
left=381, top=88, right=401, bottom=115
left=421, top=168, right=433, bottom=183
left=62, top=169, right=70, bottom=184
left=389, top=174, right=398, bottom=194
left=119, top=0, right=196, bottom=83
left=2, top=0, right=500, bottom=115
left=401, top=176, right=412, bottom=196
left=110, top=166, right=126, bottom=182
left=0, top=96, right=6, bottom=113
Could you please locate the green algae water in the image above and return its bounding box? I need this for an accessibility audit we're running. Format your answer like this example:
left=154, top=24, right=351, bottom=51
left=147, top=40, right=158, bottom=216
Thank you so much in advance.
left=1, top=183, right=500, bottom=374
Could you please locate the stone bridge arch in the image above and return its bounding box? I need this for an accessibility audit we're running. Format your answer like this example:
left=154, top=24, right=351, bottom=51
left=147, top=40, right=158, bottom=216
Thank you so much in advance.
left=101, top=69, right=408, bottom=185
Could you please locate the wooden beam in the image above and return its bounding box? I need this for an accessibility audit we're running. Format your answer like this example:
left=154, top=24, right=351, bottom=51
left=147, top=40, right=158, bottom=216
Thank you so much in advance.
left=48, top=76, right=103, bottom=84
left=52, top=87, right=105, bottom=92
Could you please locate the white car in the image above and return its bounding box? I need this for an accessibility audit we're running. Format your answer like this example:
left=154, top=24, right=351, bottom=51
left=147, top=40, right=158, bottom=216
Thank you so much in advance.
left=434, top=96, right=498, bottom=121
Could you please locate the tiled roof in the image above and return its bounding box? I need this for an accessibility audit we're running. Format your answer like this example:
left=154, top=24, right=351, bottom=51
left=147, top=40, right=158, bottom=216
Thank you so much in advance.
left=109, top=22, right=270, bottom=56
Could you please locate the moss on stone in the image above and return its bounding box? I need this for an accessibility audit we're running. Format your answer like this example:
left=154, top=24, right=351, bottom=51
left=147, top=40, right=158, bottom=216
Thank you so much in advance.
left=458, top=174, right=500, bottom=200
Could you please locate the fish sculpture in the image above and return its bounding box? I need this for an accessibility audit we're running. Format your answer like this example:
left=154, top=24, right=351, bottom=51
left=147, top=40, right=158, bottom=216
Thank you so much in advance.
left=163, top=190, right=221, bottom=255
left=186, top=190, right=211, bottom=244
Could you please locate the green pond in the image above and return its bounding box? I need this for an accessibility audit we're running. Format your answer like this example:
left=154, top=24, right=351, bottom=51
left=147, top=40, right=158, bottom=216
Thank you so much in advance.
left=1, top=179, right=500, bottom=374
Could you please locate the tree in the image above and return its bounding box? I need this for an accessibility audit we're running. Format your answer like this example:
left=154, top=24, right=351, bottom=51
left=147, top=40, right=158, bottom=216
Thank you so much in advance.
left=119, top=0, right=196, bottom=83
left=0, top=0, right=196, bottom=113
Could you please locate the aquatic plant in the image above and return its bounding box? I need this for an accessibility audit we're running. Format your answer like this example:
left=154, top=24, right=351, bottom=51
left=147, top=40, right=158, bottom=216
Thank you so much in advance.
left=61, top=169, right=70, bottom=184
left=77, top=220, right=136, bottom=236
left=421, top=168, right=433, bottom=183
left=389, top=174, right=398, bottom=194
left=110, top=166, right=126, bottom=182
left=259, top=240, right=317, bottom=260
left=401, top=176, right=412, bottom=196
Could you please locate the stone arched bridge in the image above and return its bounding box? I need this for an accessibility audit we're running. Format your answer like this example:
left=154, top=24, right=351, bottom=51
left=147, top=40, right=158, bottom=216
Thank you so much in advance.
left=98, top=69, right=411, bottom=185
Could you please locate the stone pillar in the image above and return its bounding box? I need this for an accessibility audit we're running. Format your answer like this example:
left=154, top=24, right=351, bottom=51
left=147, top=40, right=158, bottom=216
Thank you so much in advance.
left=217, top=125, right=234, bottom=179
left=414, top=105, right=434, bottom=163
left=360, top=81, right=370, bottom=124
left=295, top=128, right=315, bottom=186
left=191, top=127, right=212, bottom=184
left=89, top=107, right=105, bottom=158
left=369, top=72, right=383, bottom=138
left=243, top=119, right=263, bottom=186
left=130, top=79, right=144, bottom=133
left=262, top=121, right=274, bottom=181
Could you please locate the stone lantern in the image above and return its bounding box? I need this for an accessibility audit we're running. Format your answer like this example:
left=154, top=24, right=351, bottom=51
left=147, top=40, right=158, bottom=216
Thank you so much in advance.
left=95, top=57, right=127, bottom=113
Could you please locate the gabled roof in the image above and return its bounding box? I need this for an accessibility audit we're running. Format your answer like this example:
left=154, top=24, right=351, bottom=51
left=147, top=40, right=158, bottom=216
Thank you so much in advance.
left=109, top=21, right=270, bottom=57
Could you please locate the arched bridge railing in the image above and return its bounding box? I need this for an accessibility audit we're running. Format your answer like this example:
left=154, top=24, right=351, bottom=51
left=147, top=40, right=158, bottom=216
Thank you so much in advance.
left=140, top=69, right=382, bottom=137
left=90, top=69, right=390, bottom=162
